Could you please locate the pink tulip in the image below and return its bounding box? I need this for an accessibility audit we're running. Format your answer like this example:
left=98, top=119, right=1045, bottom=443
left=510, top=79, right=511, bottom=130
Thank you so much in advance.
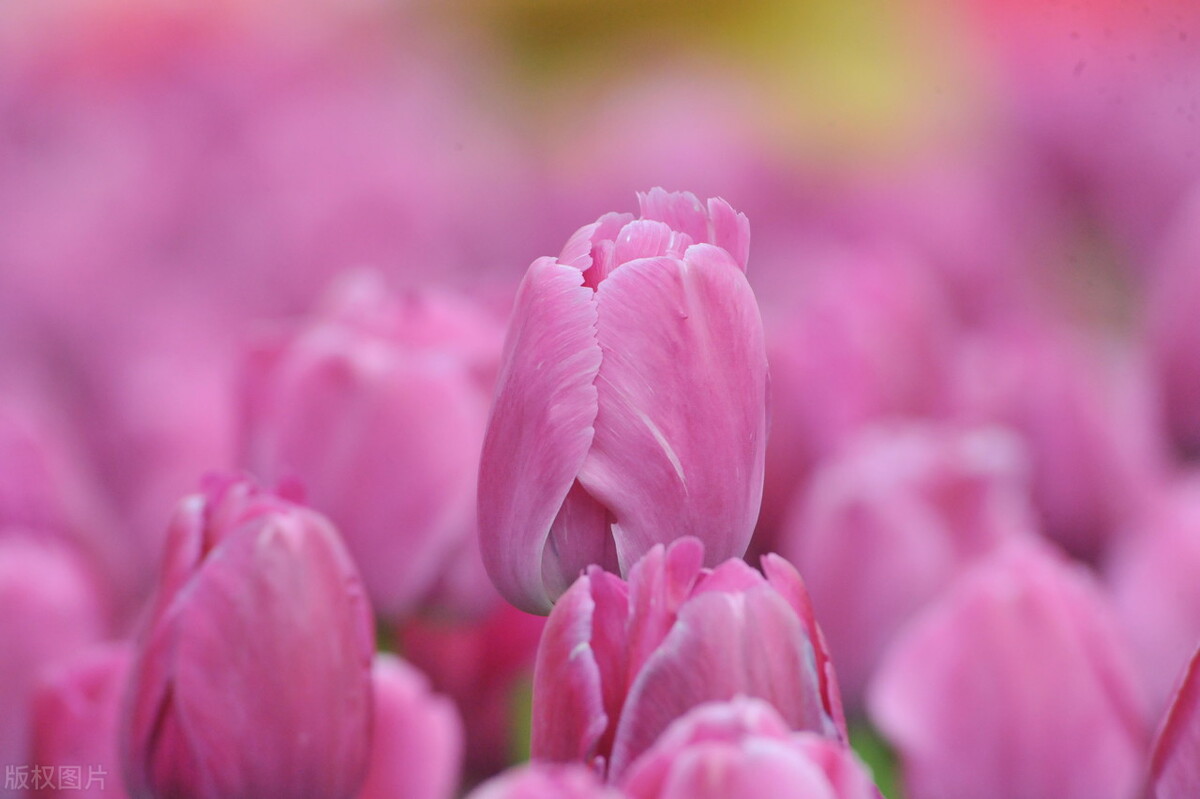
left=1146, top=645, right=1200, bottom=799
left=621, top=698, right=880, bottom=799
left=399, top=601, right=547, bottom=777
left=1148, top=186, right=1200, bottom=456
left=358, top=654, right=463, bottom=799
left=28, top=643, right=132, bottom=799
left=0, top=534, right=107, bottom=784
left=1107, top=476, right=1200, bottom=719
left=479, top=189, right=768, bottom=613
left=779, top=422, right=1036, bottom=711
left=868, top=540, right=1147, bottom=799
left=122, top=476, right=375, bottom=799
left=466, top=763, right=622, bottom=799
left=949, top=316, right=1165, bottom=560
left=243, top=271, right=501, bottom=620
left=532, top=537, right=844, bottom=781
left=758, top=246, right=957, bottom=548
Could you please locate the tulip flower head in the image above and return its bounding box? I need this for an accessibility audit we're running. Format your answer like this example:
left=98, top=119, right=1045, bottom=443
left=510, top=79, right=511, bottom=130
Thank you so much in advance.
left=479, top=189, right=768, bottom=613
left=122, top=477, right=375, bottom=799
left=1146, top=645, right=1200, bottom=799
left=532, top=537, right=844, bottom=781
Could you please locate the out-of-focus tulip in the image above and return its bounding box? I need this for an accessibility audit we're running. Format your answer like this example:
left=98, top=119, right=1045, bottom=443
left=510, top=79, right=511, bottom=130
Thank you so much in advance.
left=532, top=537, right=844, bottom=781
left=868, top=540, right=1147, bottom=799
left=950, top=316, right=1165, bottom=561
left=243, top=271, right=501, bottom=620
left=1107, top=476, right=1200, bottom=718
left=1149, top=187, right=1200, bottom=457
left=122, top=477, right=375, bottom=799
left=0, top=395, right=132, bottom=614
left=621, top=698, right=879, bottom=799
left=758, top=246, right=957, bottom=548
left=358, top=654, right=463, bottom=799
left=399, top=601, right=547, bottom=777
left=0, top=533, right=107, bottom=790
left=465, top=763, right=622, bottom=799
left=28, top=644, right=132, bottom=799
left=1147, top=645, right=1200, bottom=799
left=779, top=422, right=1035, bottom=711
left=479, top=189, right=768, bottom=613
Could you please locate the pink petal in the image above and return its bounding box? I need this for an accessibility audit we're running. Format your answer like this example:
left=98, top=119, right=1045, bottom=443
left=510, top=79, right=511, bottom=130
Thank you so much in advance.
left=609, top=584, right=834, bottom=778
left=577, top=246, right=767, bottom=574
left=531, top=569, right=629, bottom=769
left=478, top=257, right=603, bottom=613
left=1147, top=646, right=1200, bottom=799
left=358, top=654, right=463, bottom=799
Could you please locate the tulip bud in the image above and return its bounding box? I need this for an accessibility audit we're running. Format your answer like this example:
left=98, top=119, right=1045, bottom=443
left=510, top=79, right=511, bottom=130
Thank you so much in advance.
left=358, top=654, right=463, bottom=799
left=122, top=476, right=375, bottom=799
left=621, top=699, right=880, bottom=799
left=0, top=533, right=107, bottom=783
left=479, top=189, right=768, bottom=613
left=399, top=602, right=547, bottom=776
left=779, top=422, right=1036, bottom=710
left=466, top=763, right=621, bottom=799
left=29, top=644, right=132, bottom=799
left=1107, top=476, right=1200, bottom=718
left=868, top=541, right=1147, bottom=799
left=1146, top=645, right=1200, bottom=799
left=242, top=271, right=501, bottom=620
left=532, top=537, right=844, bottom=781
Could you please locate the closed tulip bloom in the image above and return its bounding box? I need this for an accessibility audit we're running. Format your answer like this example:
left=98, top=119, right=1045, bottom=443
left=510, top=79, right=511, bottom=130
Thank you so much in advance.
left=868, top=541, right=1147, bottom=799
left=29, top=644, right=132, bottom=799
left=532, top=537, right=844, bottom=781
left=466, top=764, right=622, bottom=799
left=122, top=477, right=375, bottom=799
left=1146, top=645, right=1200, bottom=799
left=358, top=654, right=463, bottom=799
left=479, top=189, right=768, bottom=613
left=1107, top=476, right=1200, bottom=718
left=243, top=271, right=500, bottom=620
left=0, top=534, right=107, bottom=782
left=621, top=699, right=880, bottom=799
left=780, top=422, right=1036, bottom=710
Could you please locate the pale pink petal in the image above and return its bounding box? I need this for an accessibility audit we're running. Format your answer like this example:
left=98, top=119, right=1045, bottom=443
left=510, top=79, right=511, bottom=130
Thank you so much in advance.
left=577, top=246, right=767, bottom=574
left=478, top=257, right=603, bottom=613
left=467, top=763, right=621, bottom=799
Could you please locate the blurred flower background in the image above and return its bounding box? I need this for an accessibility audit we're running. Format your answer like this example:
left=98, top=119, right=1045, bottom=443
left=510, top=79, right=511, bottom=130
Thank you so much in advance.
left=3, top=0, right=1200, bottom=797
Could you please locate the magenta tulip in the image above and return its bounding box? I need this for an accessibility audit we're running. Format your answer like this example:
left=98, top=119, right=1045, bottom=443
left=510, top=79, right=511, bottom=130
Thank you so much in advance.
left=478, top=189, right=768, bottom=613
left=358, top=654, right=463, bottom=799
left=29, top=644, right=132, bottom=799
left=122, top=477, right=375, bottom=799
left=868, top=540, right=1147, bottom=799
left=466, top=763, right=622, bottom=799
left=1146, top=645, right=1200, bottom=799
left=621, top=699, right=880, bottom=799
left=532, top=537, right=844, bottom=781
left=243, top=271, right=501, bottom=620
left=779, top=422, right=1036, bottom=710
left=0, top=534, right=107, bottom=783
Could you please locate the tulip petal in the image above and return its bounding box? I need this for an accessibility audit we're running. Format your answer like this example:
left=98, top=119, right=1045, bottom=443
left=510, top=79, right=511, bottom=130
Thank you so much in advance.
left=532, top=569, right=629, bottom=769
left=608, top=585, right=832, bottom=778
left=479, top=257, right=604, bottom=613
left=578, top=246, right=767, bottom=574
left=1148, top=646, right=1200, bottom=799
